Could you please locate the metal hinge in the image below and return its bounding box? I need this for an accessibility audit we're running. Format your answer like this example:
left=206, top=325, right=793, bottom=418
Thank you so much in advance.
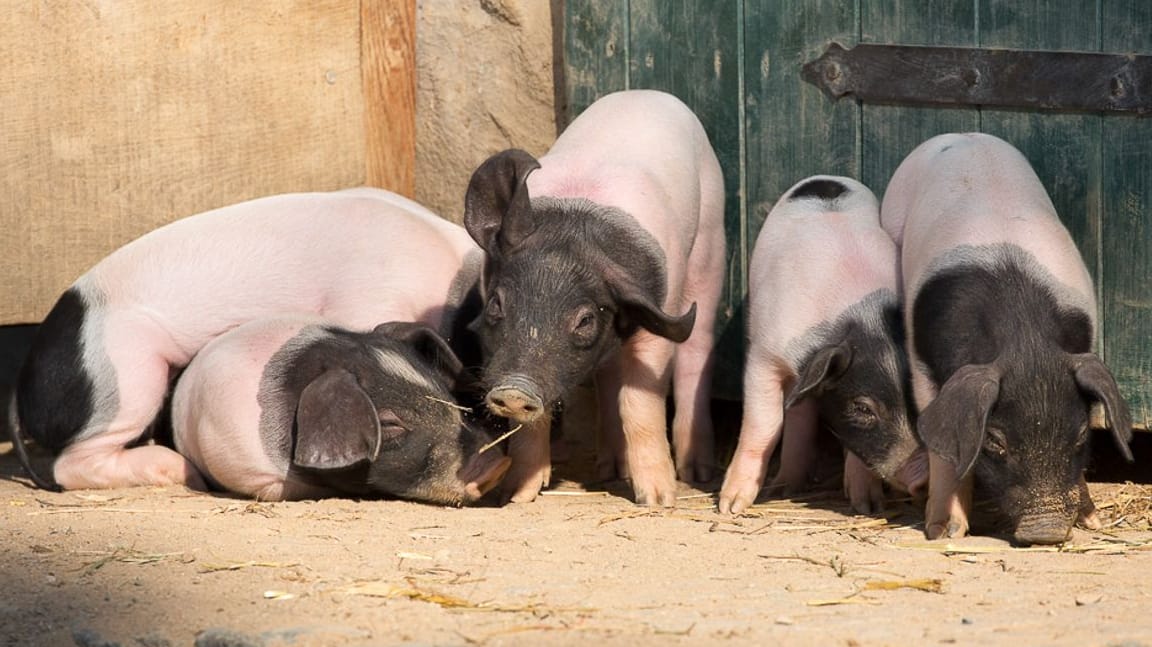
left=803, top=43, right=1152, bottom=115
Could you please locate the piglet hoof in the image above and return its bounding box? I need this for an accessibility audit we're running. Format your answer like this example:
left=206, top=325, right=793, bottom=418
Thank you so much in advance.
left=717, top=480, right=760, bottom=515
left=596, top=455, right=630, bottom=482
left=500, top=463, right=552, bottom=504
left=675, top=460, right=713, bottom=486
left=630, top=470, right=678, bottom=508
left=1077, top=509, right=1103, bottom=531
left=925, top=516, right=969, bottom=540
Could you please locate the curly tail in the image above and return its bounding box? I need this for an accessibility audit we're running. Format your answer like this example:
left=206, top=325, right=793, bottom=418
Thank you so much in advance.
left=6, top=391, right=62, bottom=492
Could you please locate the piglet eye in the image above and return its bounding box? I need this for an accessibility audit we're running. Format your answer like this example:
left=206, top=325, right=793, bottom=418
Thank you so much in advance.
left=485, top=294, right=504, bottom=321
left=570, top=307, right=601, bottom=346
left=848, top=399, right=877, bottom=424
left=983, top=428, right=1008, bottom=458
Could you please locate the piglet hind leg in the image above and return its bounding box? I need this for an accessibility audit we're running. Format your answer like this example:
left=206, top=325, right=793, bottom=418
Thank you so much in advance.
left=50, top=330, right=206, bottom=491
left=718, top=368, right=785, bottom=515
left=618, top=335, right=678, bottom=507
left=594, top=355, right=628, bottom=482
left=770, top=397, right=820, bottom=495
left=500, top=413, right=553, bottom=503
left=924, top=453, right=972, bottom=539
left=55, top=441, right=206, bottom=491
left=671, top=225, right=724, bottom=485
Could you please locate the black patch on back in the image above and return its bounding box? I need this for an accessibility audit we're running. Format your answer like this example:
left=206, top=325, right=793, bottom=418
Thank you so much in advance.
left=789, top=178, right=848, bottom=201
left=16, top=288, right=96, bottom=451
left=913, top=253, right=1094, bottom=386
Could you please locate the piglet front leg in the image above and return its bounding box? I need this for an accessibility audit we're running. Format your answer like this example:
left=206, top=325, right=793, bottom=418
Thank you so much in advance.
left=619, top=334, right=677, bottom=507
left=843, top=451, right=885, bottom=515
left=925, top=453, right=972, bottom=539
left=501, top=414, right=553, bottom=503
left=719, top=367, right=785, bottom=515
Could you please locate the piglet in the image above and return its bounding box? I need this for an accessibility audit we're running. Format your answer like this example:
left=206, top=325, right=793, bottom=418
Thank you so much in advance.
left=881, top=132, right=1133, bottom=544
left=719, top=176, right=921, bottom=515
left=12, top=189, right=482, bottom=491
left=462, top=90, right=726, bottom=505
left=170, top=316, right=509, bottom=504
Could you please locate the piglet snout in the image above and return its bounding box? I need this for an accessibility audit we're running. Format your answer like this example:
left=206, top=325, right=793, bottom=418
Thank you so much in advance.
left=1014, top=515, right=1073, bottom=546
left=459, top=451, right=512, bottom=502
left=486, top=376, right=546, bottom=422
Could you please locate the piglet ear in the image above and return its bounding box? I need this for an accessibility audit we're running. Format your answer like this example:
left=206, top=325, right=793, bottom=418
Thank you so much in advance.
left=1071, top=353, right=1133, bottom=462
left=464, top=149, right=542, bottom=257
left=294, top=368, right=382, bottom=470
left=616, top=292, right=697, bottom=343
left=784, top=342, right=853, bottom=409
left=917, top=364, right=1001, bottom=482
left=372, top=322, right=464, bottom=385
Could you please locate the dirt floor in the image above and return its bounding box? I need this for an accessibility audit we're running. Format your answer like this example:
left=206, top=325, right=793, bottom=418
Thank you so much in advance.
left=2, top=419, right=1152, bottom=647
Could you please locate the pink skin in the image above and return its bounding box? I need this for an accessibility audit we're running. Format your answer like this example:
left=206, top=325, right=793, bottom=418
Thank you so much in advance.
left=719, top=176, right=902, bottom=515
left=511, top=90, right=726, bottom=505
left=44, top=189, right=479, bottom=491
left=881, top=133, right=1097, bottom=538
left=171, top=315, right=507, bottom=502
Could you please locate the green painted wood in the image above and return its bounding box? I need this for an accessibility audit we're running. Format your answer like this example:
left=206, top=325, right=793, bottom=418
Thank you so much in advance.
left=744, top=0, right=859, bottom=227
left=564, top=1, right=1150, bottom=422
left=563, top=0, right=628, bottom=124
left=1101, top=2, right=1152, bottom=428
left=627, top=0, right=744, bottom=398
left=860, top=1, right=979, bottom=196
left=979, top=0, right=1102, bottom=297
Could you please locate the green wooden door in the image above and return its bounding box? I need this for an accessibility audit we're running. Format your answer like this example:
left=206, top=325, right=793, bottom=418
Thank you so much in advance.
left=564, top=1, right=1151, bottom=429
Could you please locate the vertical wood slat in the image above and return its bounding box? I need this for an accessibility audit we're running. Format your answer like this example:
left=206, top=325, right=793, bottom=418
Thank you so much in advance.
left=361, top=0, right=415, bottom=196
left=860, top=1, right=979, bottom=196
left=563, top=0, right=628, bottom=125
left=744, top=0, right=860, bottom=227
left=1101, top=3, right=1152, bottom=428
left=628, top=1, right=744, bottom=398
left=979, top=0, right=1102, bottom=295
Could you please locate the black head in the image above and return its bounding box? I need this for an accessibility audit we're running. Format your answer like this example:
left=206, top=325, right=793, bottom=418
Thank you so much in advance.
left=913, top=250, right=1133, bottom=544
left=286, top=322, right=508, bottom=506
left=785, top=300, right=918, bottom=481
left=462, top=149, right=696, bottom=421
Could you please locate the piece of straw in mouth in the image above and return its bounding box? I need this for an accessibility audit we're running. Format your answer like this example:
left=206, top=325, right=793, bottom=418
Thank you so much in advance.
left=477, top=424, right=523, bottom=454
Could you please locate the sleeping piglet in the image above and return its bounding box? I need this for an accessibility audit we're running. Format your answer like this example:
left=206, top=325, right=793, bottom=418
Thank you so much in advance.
left=12, top=189, right=482, bottom=491
left=170, top=316, right=509, bottom=504
left=881, top=132, right=1133, bottom=544
left=719, top=176, right=921, bottom=515
left=463, top=90, right=726, bottom=505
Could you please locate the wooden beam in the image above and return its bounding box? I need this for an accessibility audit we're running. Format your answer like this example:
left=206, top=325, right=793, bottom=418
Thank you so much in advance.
left=361, top=0, right=416, bottom=196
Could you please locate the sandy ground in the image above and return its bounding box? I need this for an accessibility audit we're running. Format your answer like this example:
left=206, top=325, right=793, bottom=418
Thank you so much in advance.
left=2, top=420, right=1152, bottom=647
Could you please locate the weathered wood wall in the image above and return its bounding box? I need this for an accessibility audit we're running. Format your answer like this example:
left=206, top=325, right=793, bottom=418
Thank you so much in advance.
left=565, top=1, right=1151, bottom=428
left=0, top=0, right=415, bottom=325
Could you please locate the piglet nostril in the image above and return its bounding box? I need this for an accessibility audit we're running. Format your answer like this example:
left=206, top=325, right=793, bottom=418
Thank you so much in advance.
left=490, top=396, right=507, bottom=409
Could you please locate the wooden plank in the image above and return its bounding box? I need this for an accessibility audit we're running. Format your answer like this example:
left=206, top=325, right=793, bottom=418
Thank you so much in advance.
left=628, top=0, right=743, bottom=398
left=361, top=0, right=416, bottom=196
left=979, top=0, right=1102, bottom=300
left=861, top=1, right=979, bottom=196
left=0, top=1, right=375, bottom=324
left=563, top=0, right=628, bottom=125
left=1101, top=2, right=1152, bottom=428
left=745, top=0, right=859, bottom=219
